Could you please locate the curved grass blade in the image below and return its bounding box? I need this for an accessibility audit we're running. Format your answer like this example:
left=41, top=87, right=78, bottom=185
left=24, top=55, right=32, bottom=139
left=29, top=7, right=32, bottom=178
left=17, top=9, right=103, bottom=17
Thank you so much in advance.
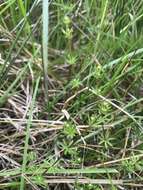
left=104, top=48, right=143, bottom=69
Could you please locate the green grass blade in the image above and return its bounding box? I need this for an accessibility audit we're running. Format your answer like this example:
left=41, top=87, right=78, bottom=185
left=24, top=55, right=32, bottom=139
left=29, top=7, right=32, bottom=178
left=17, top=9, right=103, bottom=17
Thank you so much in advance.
left=104, top=48, right=143, bottom=68
left=42, top=0, right=49, bottom=102
left=20, top=77, right=40, bottom=190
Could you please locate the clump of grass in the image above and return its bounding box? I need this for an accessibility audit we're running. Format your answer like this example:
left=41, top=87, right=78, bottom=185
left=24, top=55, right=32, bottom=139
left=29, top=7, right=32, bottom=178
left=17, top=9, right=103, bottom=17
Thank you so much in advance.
left=0, top=0, right=143, bottom=189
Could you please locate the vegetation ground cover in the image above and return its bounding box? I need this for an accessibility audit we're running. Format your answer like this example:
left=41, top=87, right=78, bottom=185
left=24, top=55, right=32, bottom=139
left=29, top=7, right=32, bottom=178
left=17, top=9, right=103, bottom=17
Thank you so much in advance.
left=0, top=0, right=143, bottom=189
